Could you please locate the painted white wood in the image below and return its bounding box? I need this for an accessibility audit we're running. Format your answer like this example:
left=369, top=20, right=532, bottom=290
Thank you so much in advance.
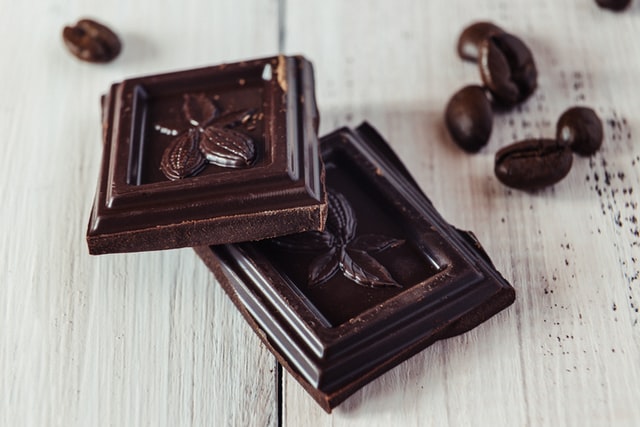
left=0, top=1, right=280, bottom=426
left=282, top=0, right=640, bottom=425
left=2, top=0, right=640, bottom=426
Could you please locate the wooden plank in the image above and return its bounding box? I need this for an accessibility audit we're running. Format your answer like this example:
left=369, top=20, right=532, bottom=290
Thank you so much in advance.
left=282, top=0, right=640, bottom=425
left=0, top=1, right=280, bottom=426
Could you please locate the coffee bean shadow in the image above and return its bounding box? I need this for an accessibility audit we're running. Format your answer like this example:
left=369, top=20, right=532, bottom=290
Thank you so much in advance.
left=117, top=32, right=158, bottom=65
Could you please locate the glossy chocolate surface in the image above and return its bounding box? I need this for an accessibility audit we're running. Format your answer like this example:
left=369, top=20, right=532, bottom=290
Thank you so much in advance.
left=195, top=123, right=515, bottom=412
left=87, top=56, right=326, bottom=254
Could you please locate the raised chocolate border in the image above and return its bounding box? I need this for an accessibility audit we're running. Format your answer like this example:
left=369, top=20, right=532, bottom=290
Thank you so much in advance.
left=87, top=56, right=326, bottom=254
left=195, top=123, right=515, bottom=412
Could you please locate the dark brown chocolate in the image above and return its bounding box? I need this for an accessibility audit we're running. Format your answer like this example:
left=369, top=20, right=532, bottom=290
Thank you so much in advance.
left=195, top=123, right=515, bottom=412
left=87, top=56, right=327, bottom=254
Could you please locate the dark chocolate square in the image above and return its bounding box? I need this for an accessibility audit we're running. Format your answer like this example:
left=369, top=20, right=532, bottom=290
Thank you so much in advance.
left=195, top=123, right=515, bottom=412
left=87, top=56, right=326, bottom=254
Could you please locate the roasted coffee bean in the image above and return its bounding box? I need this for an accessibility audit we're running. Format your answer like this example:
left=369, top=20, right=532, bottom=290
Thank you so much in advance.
left=495, top=139, right=573, bottom=190
left=62, top=19, right=121, bottom=63
left=556, top=107, right=603, bottom=156
left=479, top=33, right=537, bottom=107
left=457, top=22, right=504, bottom=62
left=445, top=85, right=493, bottom=152
left=595, top=0, right=632, bottom=11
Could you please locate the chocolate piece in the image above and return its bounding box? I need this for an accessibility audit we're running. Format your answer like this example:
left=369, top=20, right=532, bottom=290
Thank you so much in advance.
left=495, top=138, right=573, bottom=190
left=556, top=106, right=603, bottom=156
left=62, top=18, right=121, bottom=63
left=195, top=123, right=515, bottom=412
left=444, top=85, right=493, bottom=152
left=87, top=56, right=327, bottom=254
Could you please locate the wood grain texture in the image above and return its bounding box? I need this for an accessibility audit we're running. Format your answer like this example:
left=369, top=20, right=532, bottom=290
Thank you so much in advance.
left=1, top=0, right=640, bottom=426
left=282, top=0, right=640, bottom=425
left=0, top=1, right=280, bottom=426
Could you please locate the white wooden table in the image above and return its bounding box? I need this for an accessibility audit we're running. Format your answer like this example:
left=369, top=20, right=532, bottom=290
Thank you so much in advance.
left=2, top=1, right=640, bottom=425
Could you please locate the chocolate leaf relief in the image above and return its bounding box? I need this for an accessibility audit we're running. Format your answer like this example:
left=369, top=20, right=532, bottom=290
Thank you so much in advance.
left=199, top=126, right=256, bottom=168
left=308, top=248, right=341, bottom=288
left=155, top=94, right=259, bottom=179
left=341, top=248, right=402, bottom=288
left=272, top=231, right=335, bottom=253
left=270, top=189, right=405, bottom=289
left=326, top=191, right=356, bottom=244
left=160, top=129, right=206, bottom=180
left=350, top=234, right=404, bottom=253
left=182, top=93, right=219, bottom=127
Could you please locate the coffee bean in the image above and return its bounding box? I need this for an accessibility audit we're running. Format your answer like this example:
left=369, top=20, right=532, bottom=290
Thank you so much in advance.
left=595, top=0, right=632, bottom=11
left=556, top=107, right=603, bottom=156
left=62, top=19, right=121, bottom=63
left=445, top=85, right=493, bottom=152
left=495, top=139, right=573, bottom=190
left=479, top=33, right=537, bottom=107
left=457, top=22, right=504, bottom=62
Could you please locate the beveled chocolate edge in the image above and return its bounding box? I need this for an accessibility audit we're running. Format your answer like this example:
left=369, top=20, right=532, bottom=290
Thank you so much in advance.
left=97, top=57, right=298, bottom=208
left=195, top=123, right=515, bottom=411
left=221, top=126, right=513, bottom=369
left=201, top=248, right=513, bottom=413
left=87, top=56, right=327, bottom=254
left=195, top=244, right=335, bottom=411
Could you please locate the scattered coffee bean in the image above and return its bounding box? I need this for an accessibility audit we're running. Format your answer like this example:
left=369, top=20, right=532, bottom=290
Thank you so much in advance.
left=495, top=139, right=573, bottom=190
left=595, top=0, right=632, bottom=11
left=445, top=85, right=493, bottom=152
left=62, top=19, right=121, bottom=63
left=457, top=22, right=504, bottom=62
left=556, top=107, right=603, bottom=156
left=479, top=33, right=537, bottom=107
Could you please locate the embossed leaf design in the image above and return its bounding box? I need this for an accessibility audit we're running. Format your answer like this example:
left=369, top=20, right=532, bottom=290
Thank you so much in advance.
left=269, top=190, right=405, bottom=289
left=308, top=248, right=340, bottom=288
left=326, top=191, right=356, bottom=244
left=272, top=231, right=334, bottom=253
left=156, top=94, right=259, bottom=179
left=350, top=234, right=404, bottom=253
left=199, top=126, right=256, bottom=168
left=182, top=93, right=219, bottom=127
left=160, top=129, right=206, bottom=180
left=341, top=248, right=402, bottom=288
